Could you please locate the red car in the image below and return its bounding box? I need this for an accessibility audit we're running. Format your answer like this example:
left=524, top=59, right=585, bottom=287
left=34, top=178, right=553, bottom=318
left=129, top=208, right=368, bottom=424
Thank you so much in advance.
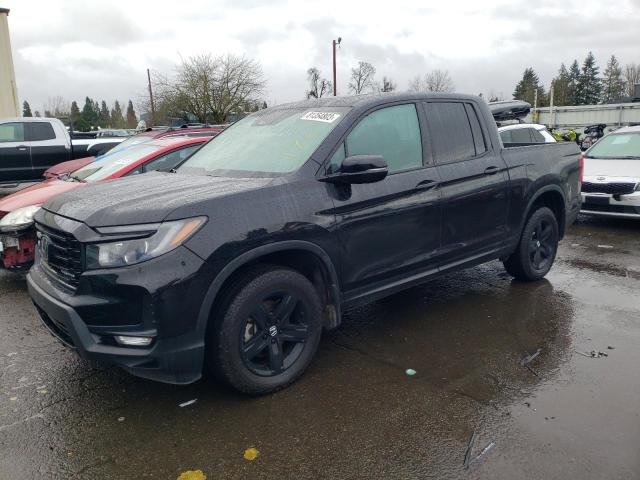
left=44, top=125, right=225, bottom=179
left=0, top=136, right=209, bottom=269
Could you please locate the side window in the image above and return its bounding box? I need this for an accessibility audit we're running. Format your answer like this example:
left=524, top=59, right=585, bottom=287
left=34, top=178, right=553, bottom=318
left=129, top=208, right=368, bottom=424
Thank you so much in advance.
left=0, top=122, right=25, bottom=143
left=144, top=145, right=201, bottom=172
left=29, top=122, right=56, bottom=141
left=464, top=104, right=487, bottom=155
left=425, top=102, right=475, bottom=164
left=499, top=130, right=512, bottom=144
left=327, top=143, right=345, bottom=174
left=346, top=104, right=422, bottom=173
left=530, top=129, right=546, bottom=143
left=511, top=128, right=532, bottom=144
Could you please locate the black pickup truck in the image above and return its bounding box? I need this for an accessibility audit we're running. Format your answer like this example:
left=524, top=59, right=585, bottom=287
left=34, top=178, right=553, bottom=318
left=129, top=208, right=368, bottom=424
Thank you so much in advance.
left=0, top=117, right=124, bottom=186
left=27, top=93, right=582, bottom=394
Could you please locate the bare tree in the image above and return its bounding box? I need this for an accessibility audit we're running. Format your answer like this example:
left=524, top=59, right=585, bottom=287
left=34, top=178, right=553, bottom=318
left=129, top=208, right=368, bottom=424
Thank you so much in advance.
left=43, top=95, right=71, bottom=118
left=306, top=67, right=332, bottom=99
left=211, top=54, right=266, bottom=122
left=375, top=76, right=396, bottom=93
left=151, top=53, right=265, bottom=124
left=624, top=63, right=640, bottom=97
left=408, top=70, right=454, bottom=93
left=348, top=61, right=376, bottom=95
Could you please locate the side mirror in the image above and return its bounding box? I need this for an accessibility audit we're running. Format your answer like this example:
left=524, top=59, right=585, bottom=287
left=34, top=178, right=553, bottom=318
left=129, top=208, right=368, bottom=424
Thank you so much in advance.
left=321, top=155, right=388, bottom=184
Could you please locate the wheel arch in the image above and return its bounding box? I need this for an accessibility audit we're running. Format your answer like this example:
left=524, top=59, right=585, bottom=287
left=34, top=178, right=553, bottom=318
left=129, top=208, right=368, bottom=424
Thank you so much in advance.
left=196, top=241, right=342, bottom=338
left=522, top=185, right=567, bottom=239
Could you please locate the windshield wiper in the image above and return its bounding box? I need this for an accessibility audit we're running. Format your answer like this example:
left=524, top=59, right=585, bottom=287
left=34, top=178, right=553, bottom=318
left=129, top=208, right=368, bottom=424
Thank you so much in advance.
left=69, top=174, right=86, bottom=183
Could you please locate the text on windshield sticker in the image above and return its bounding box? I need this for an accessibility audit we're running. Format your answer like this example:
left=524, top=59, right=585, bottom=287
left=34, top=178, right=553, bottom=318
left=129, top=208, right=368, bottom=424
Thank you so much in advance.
left=300, top=112, right=341, bottom=123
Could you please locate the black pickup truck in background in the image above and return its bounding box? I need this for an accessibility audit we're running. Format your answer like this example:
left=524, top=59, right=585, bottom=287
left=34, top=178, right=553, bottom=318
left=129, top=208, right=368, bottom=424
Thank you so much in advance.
left=0, top=117, right=125, bottom=185
left=28, top=93, right=582, bottom=394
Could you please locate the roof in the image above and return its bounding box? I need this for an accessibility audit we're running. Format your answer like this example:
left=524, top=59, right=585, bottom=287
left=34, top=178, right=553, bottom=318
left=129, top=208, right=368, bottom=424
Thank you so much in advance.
left=610, top=125, right=640, bottom=134
left=263, top=92, right=480, bottom=112
left=498, top=123, right=547, bottom=132
left=0, top=117, right=65, bottom=123
left=144, top=136, right=210, bottom=148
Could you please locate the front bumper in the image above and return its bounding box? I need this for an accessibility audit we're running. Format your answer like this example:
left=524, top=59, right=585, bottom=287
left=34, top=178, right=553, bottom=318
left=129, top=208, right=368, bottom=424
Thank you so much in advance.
left=581, top=191, right=640, bottom=219
left=27, top=245, right=213, bottom=384
left=0, top=228, right=36, bottom=269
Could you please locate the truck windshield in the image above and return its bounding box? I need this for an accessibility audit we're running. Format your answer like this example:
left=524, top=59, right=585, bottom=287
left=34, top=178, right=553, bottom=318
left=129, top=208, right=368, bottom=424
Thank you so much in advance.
left=586, top=132, right=640, bottom=159
left=70, top=144, right=162, bottom=182
left=179, top=107, right=350, bottom=175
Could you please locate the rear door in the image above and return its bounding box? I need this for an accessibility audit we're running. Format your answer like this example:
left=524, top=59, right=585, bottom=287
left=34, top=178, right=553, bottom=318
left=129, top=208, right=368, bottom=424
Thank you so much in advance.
left=424, top=101, right=509, bottom=269
left=27, top=121, right=70, bottom=177
left=326, top=103, right=442, bottom=297
left=0, top=121, right=32, bottom=183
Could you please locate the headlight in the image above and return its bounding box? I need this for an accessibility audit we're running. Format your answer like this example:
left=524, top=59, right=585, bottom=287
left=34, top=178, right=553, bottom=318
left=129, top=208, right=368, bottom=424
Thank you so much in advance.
left=0, top=205, right=41, bottom=231
left=85, top=217, right=207, bottom=269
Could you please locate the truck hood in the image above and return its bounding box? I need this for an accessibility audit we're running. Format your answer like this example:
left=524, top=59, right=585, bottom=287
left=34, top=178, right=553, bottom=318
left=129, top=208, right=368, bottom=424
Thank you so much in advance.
left=42, top=172, right=276, bottom=227
left=0, top=179, right=82, bottom=213
left=584, top=157, right=640, bottom=179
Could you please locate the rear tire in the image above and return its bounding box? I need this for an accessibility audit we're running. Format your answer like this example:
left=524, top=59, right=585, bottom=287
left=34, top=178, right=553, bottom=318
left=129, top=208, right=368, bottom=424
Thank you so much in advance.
left=503, top=207, right=559, bottom=281
left=208, top=266, right=323, bottom=395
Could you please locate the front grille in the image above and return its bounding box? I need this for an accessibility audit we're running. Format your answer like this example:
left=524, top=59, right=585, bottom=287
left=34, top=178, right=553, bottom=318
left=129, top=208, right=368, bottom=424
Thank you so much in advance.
left=34, top=303, right=75, bottom=347
left=582, top=182, right=637, bottom=195
left=582, top=203, right=640, bottom=215
left=36, top=223, right=82, bottom=291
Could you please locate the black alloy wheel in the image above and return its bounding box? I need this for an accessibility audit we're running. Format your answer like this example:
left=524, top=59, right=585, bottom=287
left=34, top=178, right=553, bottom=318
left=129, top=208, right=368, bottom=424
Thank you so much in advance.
left=241, top=292, right=310, bottom=376
left=529, top=218, right=554, bottom=271
left=503, top=206, right=559, bottom=282
left=209, top=266, right=323, bottom=394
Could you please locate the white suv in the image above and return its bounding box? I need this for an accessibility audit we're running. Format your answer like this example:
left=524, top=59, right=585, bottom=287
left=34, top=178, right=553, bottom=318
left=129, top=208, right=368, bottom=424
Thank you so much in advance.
left=581, top=125, right=640, bottom=219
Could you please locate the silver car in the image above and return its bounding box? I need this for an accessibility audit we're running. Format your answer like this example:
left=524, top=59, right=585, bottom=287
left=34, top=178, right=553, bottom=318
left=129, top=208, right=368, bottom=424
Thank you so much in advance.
left=581, top=125, right=640, bottom=219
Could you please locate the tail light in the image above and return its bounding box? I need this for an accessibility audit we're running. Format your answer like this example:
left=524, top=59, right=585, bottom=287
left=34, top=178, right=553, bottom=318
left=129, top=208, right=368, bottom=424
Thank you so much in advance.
left=578, top=152, right=584, bottom=184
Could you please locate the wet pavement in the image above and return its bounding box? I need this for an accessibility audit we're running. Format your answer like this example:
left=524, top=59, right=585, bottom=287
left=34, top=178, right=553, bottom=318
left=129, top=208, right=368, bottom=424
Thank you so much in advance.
left=1, top=215, right=639, bottom=479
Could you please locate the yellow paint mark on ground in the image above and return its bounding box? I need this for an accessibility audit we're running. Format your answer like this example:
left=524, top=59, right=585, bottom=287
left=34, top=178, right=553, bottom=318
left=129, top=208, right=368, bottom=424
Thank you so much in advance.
left=243, top=447, right=259, bottom=461
left=177, top=470, right=206, bottom=480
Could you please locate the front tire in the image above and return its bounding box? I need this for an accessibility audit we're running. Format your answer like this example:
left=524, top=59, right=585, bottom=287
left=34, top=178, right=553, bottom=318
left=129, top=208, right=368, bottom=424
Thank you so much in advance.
left=503, top=207, right=559, bottom=281
left=208, top=266, right=323, bottom=394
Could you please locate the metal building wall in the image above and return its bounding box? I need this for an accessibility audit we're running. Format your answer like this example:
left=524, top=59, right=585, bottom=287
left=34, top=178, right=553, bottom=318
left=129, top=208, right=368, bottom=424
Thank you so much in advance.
left=534, top=103, right=640, bottom=130
left=0, top=7, right=19, bottom=118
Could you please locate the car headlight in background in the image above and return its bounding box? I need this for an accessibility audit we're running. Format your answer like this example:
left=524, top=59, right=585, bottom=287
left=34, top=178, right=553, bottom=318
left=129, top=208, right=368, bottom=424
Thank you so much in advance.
left=0, top=205, right=41, bottom=231
left=85, top=216, right=207, bottom=269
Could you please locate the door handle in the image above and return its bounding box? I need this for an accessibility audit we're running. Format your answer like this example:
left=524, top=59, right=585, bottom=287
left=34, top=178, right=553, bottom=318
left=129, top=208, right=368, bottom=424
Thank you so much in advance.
left=484, top=166, right=500, bottom=175
left=415, top=180, right=439, bottom=191
left=17, top=145, right=29, bottom=151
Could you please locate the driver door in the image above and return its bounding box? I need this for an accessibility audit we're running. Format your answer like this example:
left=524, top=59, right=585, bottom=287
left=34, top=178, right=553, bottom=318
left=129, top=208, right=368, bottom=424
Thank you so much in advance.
left=326, top=103, right=442, bottom=298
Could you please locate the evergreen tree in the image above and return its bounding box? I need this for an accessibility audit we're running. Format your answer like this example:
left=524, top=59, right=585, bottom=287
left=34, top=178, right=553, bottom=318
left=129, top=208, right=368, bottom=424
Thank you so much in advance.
left=512, top=68, right=547, bottom=106
left=111, top=101, right=125, bottom=128
left=550, top=63, right=572, bottom=106
left=99, top=100, right=110, bottom=128
left=22, top=101, right=33, bottom=117
left=81, top=96, right=98, bottom=128
left=70, top=100, right=89, bottom=132
left=70, top=101, right=80, bottom=121
left=601, top=55, right=625, bottom=103
left=125, top=100, right=137, bottom=128
left=575, top=52, right=602, bottom=105
left=568, top=60, right=581, bottom=105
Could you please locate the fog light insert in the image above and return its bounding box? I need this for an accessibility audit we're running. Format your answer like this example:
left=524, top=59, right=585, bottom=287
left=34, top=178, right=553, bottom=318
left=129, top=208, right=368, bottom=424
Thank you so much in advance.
left=114, top=335, right=153, bottom=347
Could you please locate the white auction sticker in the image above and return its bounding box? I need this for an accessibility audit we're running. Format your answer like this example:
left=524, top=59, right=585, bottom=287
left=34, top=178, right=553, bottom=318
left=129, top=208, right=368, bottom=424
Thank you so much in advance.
left=300, top=111, right=341, bottom=123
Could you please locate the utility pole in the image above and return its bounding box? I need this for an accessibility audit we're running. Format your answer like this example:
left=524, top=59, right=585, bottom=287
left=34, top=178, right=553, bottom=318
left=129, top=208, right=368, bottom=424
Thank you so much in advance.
left=147, top=68, right=156, bottom=127
left=332, top=37, right=341, bottom=96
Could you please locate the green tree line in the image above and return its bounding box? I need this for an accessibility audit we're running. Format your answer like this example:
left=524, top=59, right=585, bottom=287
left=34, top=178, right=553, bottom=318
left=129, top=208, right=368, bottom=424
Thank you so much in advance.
left=22, top=97, right=138, bottom=132
left=512, top=53, right=640, bottom=107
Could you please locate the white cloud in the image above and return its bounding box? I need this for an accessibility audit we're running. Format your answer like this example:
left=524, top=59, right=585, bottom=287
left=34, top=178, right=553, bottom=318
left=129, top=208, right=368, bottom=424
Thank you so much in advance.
left=4, top=0, right=639, bottom=111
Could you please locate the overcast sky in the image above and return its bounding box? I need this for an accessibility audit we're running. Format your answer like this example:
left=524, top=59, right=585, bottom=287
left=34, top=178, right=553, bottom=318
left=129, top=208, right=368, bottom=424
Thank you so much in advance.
left=4, top=0, right=640, bottom=112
